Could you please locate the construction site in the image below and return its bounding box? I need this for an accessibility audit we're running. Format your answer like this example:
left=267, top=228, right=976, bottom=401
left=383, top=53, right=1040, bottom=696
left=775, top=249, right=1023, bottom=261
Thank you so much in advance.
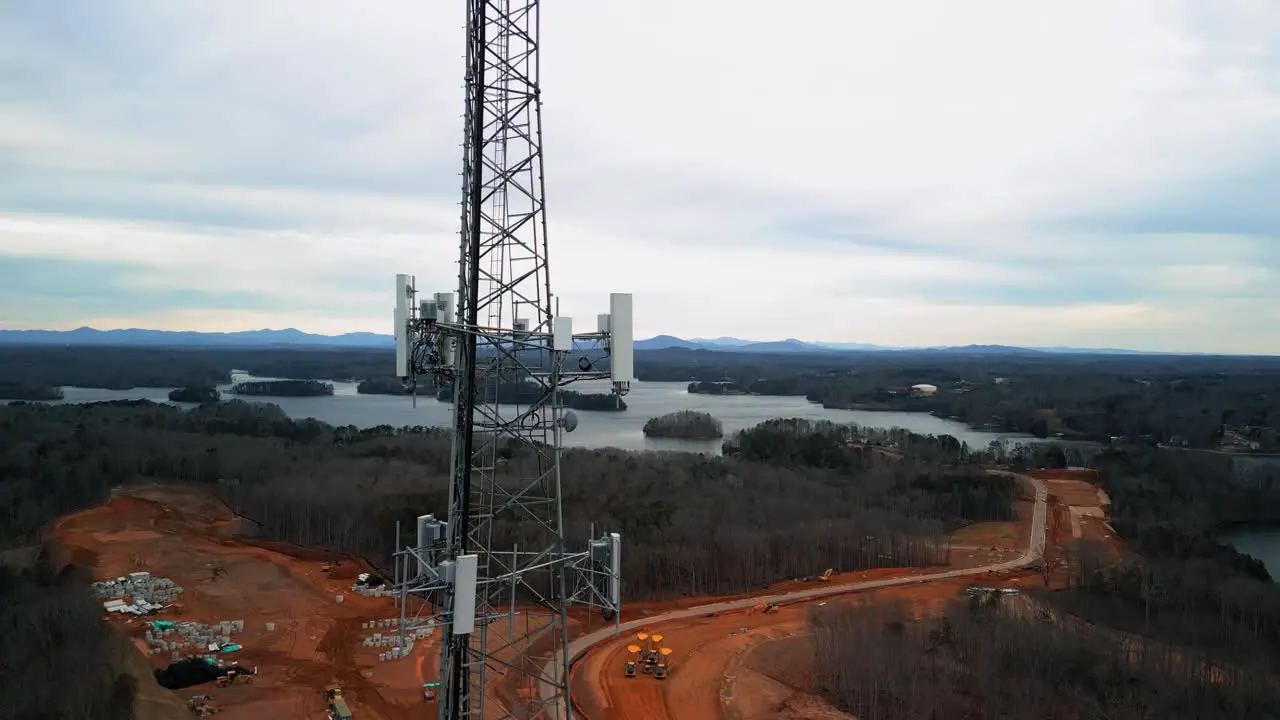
left=38, top=465, right=1114, bottom=719
left=563, top=469, right=1106, bottom=720
left=50, top=484, right=516, bottom=720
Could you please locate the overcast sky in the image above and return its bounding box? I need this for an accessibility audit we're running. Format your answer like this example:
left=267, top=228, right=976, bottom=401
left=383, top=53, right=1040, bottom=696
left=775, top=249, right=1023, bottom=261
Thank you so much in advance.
left=1, top=1, right=1278, bottom=352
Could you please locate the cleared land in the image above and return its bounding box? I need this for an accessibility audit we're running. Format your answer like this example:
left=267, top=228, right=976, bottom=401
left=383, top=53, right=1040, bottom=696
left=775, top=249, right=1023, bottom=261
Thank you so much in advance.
left=50, top=485, right=568, bottom=719
left=566, top=472, right=1058, bottom=720
left=1033, top=468, right=1124, bottom=556
left=47, top=470, right=1064, bottom=720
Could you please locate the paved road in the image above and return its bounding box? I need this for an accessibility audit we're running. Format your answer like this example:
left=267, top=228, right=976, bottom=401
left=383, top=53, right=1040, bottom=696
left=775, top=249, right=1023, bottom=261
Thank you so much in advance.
left=537, top=472, right=1049, bottom=720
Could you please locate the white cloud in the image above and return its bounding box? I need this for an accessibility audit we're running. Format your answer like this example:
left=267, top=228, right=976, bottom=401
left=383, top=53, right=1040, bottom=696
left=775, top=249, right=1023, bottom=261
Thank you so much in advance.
left=0, top=0, right=1278, bottom=353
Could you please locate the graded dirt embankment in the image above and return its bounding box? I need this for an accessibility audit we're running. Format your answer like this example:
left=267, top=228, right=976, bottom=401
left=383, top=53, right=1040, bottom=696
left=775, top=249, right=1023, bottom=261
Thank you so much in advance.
left=1029, top=468, right=1123, bottom=560
left=52, top=485, right=441, bottom=720
left=572, top=574, right=1027, bottom=720
left=54, top=484, right=579, bottom=720
left=566, top=472, right=1057, bottom=720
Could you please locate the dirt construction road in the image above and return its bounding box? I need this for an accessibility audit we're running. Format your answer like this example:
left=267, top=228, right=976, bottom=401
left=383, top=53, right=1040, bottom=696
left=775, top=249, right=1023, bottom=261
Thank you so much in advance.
left=539, top=471, right=1050, bottom=720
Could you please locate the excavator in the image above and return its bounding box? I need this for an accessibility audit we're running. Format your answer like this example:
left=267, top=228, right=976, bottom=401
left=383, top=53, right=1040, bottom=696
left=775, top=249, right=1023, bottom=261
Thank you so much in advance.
left=819, top=568, right=833, bottom=582
left=624, top=644, right=641, bottom=678
left=654, top=647, right=673, bottom=680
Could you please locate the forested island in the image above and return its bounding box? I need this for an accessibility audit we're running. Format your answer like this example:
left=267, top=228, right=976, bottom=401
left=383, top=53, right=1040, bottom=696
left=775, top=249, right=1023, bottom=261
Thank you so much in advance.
left=0, top=383, right=64, bottom=401
left=230, top=379, right=334, bottom=397
left=643, top=409, right=723, bottom=439
left=168, top=386, right=220, bottom=403
left=686, top=380, right=748, bottom=395
left=356, top=376, right=410, bottom=395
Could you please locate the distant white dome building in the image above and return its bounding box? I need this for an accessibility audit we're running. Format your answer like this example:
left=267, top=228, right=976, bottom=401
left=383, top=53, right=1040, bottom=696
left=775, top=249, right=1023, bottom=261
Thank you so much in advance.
left=910, top=383, right=938, bottom=397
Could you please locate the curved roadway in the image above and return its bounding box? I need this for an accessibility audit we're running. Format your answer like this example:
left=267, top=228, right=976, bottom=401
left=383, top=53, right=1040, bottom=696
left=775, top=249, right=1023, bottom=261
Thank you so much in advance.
left=539, top=471, right=1049, bottom=720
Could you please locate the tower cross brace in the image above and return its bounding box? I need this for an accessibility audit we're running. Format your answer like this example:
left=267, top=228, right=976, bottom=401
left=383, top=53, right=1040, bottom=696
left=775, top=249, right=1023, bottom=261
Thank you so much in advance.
left=389, top=0, right=633, bottom=717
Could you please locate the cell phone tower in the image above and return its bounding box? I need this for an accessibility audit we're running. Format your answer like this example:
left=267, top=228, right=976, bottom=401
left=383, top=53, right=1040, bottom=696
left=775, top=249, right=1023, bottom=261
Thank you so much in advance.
left=389, top=0, right=631, bottom=718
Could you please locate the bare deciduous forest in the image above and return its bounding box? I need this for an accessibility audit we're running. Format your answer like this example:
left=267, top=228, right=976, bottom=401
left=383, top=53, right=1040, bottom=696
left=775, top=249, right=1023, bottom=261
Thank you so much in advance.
left=0, top=401, right=1018, bottom=600
left=0, top=552, right=138, bottom=720
left=4, top=342, right=1280, bottom=717
left=810, top=596, right=1280, bottom=719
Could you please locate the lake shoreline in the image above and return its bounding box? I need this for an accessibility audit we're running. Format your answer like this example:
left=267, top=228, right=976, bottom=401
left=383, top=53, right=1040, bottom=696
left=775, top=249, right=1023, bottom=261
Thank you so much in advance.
left=8, top=375, right=1041, bottom=455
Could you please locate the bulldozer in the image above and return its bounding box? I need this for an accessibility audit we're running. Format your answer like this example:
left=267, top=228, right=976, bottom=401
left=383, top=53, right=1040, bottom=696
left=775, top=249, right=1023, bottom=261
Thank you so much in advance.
left=624, top=644, right=641, bottom=678
left=321, top=560, right=342, bottom=573
left=654, top=647, right=673, bottom=680
left=763, top=602, right=780, bottom=615
left=325, top=685, right=354, bottom=720
left=215, top=667, right=256, bottom=688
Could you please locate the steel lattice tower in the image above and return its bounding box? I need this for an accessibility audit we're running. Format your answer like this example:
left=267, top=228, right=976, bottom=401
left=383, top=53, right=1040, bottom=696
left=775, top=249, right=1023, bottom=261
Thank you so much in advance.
left=390, top=0, right=632, bottom=718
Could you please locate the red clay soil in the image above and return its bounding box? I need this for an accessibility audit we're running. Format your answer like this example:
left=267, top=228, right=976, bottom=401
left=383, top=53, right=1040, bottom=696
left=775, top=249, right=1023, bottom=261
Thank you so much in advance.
left=1029, top=468, right=1126, bottom=571
left=570, top=576, right=1014, bottom=720
left=1029, top=468, right=1101, bottom=482
left=729, top=581, right=985, bottom=720
left=48, top=476, right=1067, bottom=720
left=569, top=488, right=1055, bottom=720
left=52, top=485, right=439, bottom=720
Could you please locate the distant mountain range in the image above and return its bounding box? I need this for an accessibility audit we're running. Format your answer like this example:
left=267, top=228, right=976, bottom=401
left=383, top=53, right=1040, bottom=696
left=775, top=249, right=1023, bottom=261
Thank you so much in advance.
left=635, top=334, right=1161, bottom=356
left=0, top=327, right=390, bottom=348
left=0, top=326, right=1174, bottom=356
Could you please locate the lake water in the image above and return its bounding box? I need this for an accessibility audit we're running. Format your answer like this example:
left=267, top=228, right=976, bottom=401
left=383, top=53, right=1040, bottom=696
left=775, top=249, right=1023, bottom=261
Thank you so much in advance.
left=33, top=373, right=1035, bottom=455
left=1222, top=528, right=1280, bottom=578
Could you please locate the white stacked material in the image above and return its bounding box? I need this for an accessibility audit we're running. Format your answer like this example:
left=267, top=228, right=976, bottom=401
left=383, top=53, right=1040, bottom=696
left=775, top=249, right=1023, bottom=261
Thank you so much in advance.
left=91, top=574, right=185, bottom=608
left=144, top=620, right=242, bottom=656
left=351, top=583, right=394, bottom=598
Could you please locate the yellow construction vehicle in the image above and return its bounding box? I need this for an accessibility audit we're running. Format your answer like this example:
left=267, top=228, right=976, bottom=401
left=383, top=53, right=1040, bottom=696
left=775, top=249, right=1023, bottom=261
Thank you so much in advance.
left=819, top=568, right=833, bottom=582
left=635, top=633, right=652, bottom=674
left=325, top=685, right=354, bottom=720
left=215, top=668, right=255, bottom=688
left=763, top=602, right=780, bottom=615
left=321, top=560, right=342, bottom=573
left=644, top=633, right=664, bottom=673
left=654, top=647, right=673, bottom=680
left=624, top=644, right=641, bottom=678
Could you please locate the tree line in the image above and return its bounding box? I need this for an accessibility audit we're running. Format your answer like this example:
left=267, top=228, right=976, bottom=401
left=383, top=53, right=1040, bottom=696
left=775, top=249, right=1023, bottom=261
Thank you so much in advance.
left=4, top=345, right=1277, bottom=452
left=1040, top=447, right=1280, bottom=671
left=807, top=597, right=1280, bottom=719
left=0, top=400, right=1033, bottom=601
left=0, top=551, right=140, bottom=720
left=682, top=352, right=1280, bottom=450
